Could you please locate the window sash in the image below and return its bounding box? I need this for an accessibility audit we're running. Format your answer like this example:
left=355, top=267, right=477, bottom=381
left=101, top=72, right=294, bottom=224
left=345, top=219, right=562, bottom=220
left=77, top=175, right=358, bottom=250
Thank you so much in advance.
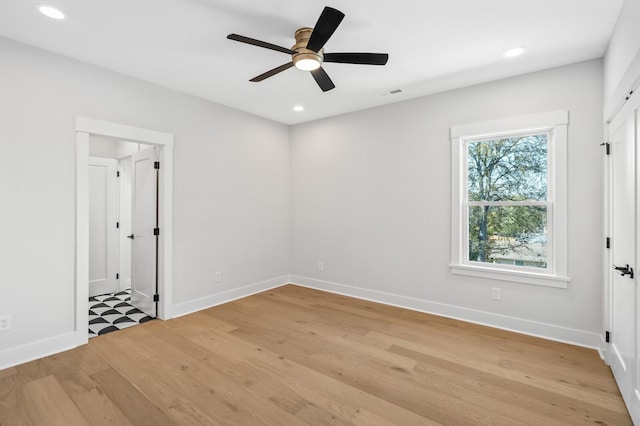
left=462, top=131, right=552, bottom=272
left=466, top=201, right=550, bottom=207
left=464, top=130, right=552, bottom=204
left=449, top=110, right=569, bottom=287
left=462, top=201, right=553, bottom=273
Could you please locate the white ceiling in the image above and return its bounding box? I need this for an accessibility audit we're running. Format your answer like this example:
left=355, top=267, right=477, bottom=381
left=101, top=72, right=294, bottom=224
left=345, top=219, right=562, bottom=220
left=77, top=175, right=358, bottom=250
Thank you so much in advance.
left=0, top=0, right=624, bottom=125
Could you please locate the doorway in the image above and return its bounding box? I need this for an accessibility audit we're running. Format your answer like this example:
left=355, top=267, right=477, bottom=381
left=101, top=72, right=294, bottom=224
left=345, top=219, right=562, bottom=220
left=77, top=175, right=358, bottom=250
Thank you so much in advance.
left=88, top=137, right=159, bottom=336
left=75, top=117, right=174, bottom=346
left=605, top=86, right=640, bottom=422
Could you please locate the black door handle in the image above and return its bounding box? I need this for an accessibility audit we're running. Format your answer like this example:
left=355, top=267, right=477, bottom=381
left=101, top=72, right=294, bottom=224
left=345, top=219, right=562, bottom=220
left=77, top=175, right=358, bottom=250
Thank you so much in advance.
left=613, top=264, right=634, bottom=278
left=127, top=234, right=135, bottom=240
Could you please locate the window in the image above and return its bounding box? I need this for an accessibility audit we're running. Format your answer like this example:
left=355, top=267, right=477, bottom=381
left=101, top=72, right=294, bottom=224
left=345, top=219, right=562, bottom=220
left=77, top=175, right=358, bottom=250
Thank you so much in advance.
left=450, top=111, right=569, bottom=287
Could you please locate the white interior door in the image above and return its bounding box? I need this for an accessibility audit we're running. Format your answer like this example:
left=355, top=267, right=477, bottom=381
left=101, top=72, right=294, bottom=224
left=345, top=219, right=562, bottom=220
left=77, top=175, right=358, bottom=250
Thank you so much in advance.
left=118, top=157, right=132, bottom=291
left=89, top=157, right=118, bottom=297
left=131, top=147, right=158, bottom=317
left=608, top=102, right=640, bottom=421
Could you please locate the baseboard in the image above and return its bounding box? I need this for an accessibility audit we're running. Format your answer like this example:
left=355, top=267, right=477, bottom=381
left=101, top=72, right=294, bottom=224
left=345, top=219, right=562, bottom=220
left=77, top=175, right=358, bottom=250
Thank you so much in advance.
left=0, top=274, right=601, bottom=371
left=290, top=275, right=602, bottom=350
left=598, top=348, right=607, bottom=362
left=171, top=275, right=290, bottom=318
left=0, top=331, right=85, bottom=371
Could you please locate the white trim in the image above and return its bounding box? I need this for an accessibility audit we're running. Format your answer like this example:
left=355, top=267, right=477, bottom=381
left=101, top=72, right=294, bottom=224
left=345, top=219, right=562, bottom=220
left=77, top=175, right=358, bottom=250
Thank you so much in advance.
left=75, top=117, right=174, bottom=146
left=451, top=110, right=569, bottom=139
left=171, top=275, right=290, bottom=318
left=75, top=118, right=174, bottom=348
left=450, top=111, right=569, bottom=287
left=603, top=118, right=613, bottom=367
left=290, top=275, right=601, bottom=349
left=604, top=49, right=640, bottom=123
left=2, top=276, right=599, bottom=369
left=603, top=89, right=640, bottom=424
left=75, top=131, right=90, bottom=347
left=598, top=347, right=607, bottom=362
left=0, top=332, right=83, bottom=370
left=158, top=145, right=174, bottom=319
left=450, top=264, right=569, bottom=288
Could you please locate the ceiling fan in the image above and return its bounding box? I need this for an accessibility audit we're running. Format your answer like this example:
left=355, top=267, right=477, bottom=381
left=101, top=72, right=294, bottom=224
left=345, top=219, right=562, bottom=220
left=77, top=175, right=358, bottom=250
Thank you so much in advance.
left=227, top=6, right=389, bottom=92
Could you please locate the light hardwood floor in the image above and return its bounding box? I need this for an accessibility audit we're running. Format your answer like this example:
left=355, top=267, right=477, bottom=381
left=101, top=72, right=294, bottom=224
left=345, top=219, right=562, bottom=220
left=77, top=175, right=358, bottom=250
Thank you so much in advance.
left=0, top=285, right=631, bottom=425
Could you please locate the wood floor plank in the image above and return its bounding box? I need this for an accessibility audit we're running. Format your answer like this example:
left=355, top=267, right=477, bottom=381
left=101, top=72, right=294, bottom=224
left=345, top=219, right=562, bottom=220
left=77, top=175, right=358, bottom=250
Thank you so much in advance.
left=0, top=374, right=33, bottom=426
left=43, top=350, right=103, bottom=397
left=22, top=375, right=89, bottom=426
left=90, top=368, right=177, bottom=426
left=0, top=284, right=631, bottom=425
left=71, top=386, right=133, bottom=426
left=406, top=346, right=630, bottom=425
left=90, top=343, right=220, bottom=425
left=0, top=367, right=17, bottom=380
left=246, top=350, right=437, bottom=426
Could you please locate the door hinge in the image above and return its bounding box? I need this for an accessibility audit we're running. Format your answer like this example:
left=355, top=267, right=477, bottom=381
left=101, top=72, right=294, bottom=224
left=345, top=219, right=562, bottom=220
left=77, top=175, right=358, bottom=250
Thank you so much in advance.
left=606, top=331, right=610, bottom=343
left=154, top=227, right=160, bottom=236
left=117, top=171, right=120, bottom=177
left=153, top=294, right=160, bottom=302
left=600, top=142, right=610, bottom=155
left=116, top=222, right=120, bottom=229
left=606, top=237, right=610, bottom=249
left=154, top=161, right=160, bottom=170
left=116, top=273, right=119, bottom=280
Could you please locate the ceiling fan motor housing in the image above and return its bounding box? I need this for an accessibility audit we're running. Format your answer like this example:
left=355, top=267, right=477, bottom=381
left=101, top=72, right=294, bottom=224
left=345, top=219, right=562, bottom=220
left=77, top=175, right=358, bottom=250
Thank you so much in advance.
left=226, top=6, right=387, bottom=91
left=292, top=27, right=324, bottom=69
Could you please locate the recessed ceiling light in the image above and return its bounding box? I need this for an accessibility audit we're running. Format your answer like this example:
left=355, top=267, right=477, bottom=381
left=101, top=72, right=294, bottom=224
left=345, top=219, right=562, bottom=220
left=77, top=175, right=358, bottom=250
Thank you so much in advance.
left=37, top=4, right=66, bottom=20
left=293, top=105, right=304, bottom=112
left=504, top=47, right=526, bottom=58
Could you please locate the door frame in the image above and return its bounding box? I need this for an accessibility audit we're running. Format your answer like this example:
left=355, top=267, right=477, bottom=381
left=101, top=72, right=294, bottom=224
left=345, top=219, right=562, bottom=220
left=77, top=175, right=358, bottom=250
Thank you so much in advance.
left=75, top=117, right=174, bottom=346
left=603, top=82, right=640, bottom=423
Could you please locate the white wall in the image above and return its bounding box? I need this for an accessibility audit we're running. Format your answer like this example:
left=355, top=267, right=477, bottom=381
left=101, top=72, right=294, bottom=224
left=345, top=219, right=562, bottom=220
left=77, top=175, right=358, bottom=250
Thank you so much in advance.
left=290, top=59, right=604, bottom=347
left=604, top=0, right=640, bottom=103
left=0, top=37, right=290, bottom=364
left=89, top=136, right=119, bottom=158
left=89, top=138, right=145, bottom=159
left=0, top=33, right=610, bottom=367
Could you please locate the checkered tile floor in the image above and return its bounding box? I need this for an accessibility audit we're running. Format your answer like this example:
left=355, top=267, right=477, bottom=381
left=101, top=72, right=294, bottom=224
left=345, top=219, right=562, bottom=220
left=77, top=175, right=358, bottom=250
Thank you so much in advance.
left=89, top=289, right=154, bottom=338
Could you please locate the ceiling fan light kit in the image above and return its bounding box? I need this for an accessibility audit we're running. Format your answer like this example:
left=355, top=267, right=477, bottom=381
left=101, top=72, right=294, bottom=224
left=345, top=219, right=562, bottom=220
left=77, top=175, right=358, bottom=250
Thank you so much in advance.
left=227, top=6, right=389, bottom=92
left=292, top=28, right=323, bottom=71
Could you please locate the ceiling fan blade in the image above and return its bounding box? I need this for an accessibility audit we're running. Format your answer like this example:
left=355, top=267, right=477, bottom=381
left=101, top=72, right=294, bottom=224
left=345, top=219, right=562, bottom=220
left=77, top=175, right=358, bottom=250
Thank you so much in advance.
left=250, top=62, right=295, bottom=82
left=306, top=7, right=345, bottom=52
left=310, top=67, right=335, bottom=92
left=227, top=34, right=297, bottom=55
left=323, top=52, right=389, bottom=65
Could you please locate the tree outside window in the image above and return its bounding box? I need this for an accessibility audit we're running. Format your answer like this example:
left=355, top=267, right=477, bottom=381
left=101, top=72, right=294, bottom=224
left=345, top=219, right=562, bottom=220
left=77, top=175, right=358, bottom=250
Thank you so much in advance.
left=465, top=133, right=550, bottom=269
left=450, top=110, right=569, bottom=287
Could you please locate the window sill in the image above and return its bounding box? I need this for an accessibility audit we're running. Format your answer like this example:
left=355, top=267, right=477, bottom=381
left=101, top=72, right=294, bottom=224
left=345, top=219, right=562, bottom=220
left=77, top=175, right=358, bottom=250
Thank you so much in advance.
left=449, top=264, right=570, bottom=288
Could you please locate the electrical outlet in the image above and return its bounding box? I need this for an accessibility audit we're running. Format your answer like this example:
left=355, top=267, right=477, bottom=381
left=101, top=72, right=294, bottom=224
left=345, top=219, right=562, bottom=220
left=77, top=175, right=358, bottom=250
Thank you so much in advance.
left=215, top=272, right=221, bottom=282
left=318, top=261, right=324, bottom=272
left=0, top=314, right=12, bottom=331
left=491, top=287, right=501, bottom=301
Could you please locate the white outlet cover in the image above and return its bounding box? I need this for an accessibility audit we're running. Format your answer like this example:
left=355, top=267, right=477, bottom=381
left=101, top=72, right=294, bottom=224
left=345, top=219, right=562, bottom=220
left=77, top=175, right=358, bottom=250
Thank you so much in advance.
left=491, top=288, right=501, bottom=300
left=0, top=314, right=12, bottom=330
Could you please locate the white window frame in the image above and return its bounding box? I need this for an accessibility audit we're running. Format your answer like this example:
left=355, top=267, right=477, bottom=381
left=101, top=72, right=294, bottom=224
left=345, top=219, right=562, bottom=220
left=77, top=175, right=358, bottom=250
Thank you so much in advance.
left=450, top=110, right=570, bottom=288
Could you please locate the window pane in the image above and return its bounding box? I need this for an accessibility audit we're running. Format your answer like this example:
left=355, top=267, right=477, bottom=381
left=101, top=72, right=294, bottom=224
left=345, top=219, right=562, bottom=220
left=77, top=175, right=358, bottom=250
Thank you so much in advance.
left=467, top=134, right=547, bottom=201
left=468, top=205, right=547, bottom=268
